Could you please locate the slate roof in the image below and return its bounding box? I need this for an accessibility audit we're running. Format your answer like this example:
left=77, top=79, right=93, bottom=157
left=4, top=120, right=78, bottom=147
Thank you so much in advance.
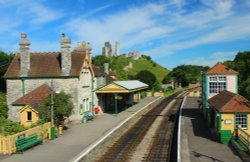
left=4, top=51, right=86, bottom=78
left=208, top=90, right=250, bottom=113
left=13, top=84, right=51, bottom=106
left=205, top=63, right=238, bottom=75
left=113, top=80, right=148, bottom=90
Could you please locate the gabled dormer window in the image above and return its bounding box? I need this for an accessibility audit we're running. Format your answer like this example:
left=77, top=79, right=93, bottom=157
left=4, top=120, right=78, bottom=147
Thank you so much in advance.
left=209, top=76, right=226, bottom=94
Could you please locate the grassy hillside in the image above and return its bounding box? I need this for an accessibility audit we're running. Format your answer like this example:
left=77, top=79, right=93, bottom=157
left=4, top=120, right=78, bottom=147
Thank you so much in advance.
left=127, top=57, right=169, bottom=83
left=92, top=55, right=169, bottom=85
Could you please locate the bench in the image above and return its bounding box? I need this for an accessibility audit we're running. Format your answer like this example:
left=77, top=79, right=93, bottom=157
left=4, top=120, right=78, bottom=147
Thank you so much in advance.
left=16, top=133, right=43, bottom=153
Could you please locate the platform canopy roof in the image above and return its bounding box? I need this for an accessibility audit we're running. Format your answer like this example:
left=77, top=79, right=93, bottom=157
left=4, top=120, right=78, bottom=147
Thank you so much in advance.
left=96, top=80, right=148, bottom=93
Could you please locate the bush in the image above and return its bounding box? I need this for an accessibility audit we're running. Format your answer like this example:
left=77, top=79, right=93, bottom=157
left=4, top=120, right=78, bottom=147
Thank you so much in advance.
left=0, top=117, right=27, bottom=136
left=0, top=92, right=8, bottom=118
left=39, top=92, right=74, bottom=126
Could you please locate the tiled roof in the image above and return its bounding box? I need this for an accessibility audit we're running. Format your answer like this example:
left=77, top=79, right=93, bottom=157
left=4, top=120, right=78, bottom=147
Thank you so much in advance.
left=92, top=65, right=105, bottom=76
left=13, top=84, right=51, bottom=106
left=92, top=65, right=116, bottom=83
left=208, top=90, right=250, bottom=113
left=4, top=51, right=86, bottom=78
left=205, top=63, right=238, bottom=75
left=109, top=71, right=116, bottom=76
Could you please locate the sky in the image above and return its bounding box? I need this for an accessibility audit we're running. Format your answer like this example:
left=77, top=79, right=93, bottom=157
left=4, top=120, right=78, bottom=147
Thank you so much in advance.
left=0, top=0, right=250, bottom=69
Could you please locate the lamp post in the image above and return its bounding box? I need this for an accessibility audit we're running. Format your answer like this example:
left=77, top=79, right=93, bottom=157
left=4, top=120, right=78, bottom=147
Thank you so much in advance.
left=51, top=80, right=54, bottom=127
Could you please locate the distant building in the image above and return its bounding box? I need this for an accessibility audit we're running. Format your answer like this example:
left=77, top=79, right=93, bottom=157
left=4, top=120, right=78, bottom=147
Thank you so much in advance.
left=102, top=42, right=112, bottom=57
left=102, top=41, right=141, bottom=60
left=115, top=41, right=120, bottom=57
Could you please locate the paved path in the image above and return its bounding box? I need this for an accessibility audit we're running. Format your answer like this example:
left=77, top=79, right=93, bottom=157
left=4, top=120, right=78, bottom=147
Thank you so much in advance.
left=1, top=97, right=159, bottom=162
left=180, top=97, right=242, bottom=162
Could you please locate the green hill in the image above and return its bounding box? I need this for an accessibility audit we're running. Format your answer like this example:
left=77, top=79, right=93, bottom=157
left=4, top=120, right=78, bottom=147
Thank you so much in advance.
left=92, top=55, right=169, bottom=90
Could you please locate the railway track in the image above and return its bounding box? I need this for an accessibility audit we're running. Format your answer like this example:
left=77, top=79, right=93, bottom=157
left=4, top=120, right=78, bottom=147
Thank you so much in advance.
left=96, top=92, right=186, bottom=162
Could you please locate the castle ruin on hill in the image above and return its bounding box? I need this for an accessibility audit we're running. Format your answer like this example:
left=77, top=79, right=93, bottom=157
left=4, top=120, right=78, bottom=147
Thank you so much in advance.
left=102, top=41, right=141, bottom=60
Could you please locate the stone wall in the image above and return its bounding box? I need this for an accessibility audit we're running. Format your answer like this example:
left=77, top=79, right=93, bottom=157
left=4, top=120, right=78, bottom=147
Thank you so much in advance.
left=6, top=72, right=98, bottom=122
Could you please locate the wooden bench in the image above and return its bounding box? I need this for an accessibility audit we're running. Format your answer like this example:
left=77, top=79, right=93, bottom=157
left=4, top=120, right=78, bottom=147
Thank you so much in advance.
left=16, top=133, right=43, bottom=153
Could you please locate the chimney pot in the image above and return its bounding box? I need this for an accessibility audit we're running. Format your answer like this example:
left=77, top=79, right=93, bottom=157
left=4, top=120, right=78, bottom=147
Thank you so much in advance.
left=19, top=32, right=30, bottom=76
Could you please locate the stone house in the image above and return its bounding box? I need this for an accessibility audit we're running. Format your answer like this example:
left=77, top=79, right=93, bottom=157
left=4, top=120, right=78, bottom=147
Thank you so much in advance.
left=4, top=33, right=96, bottom=122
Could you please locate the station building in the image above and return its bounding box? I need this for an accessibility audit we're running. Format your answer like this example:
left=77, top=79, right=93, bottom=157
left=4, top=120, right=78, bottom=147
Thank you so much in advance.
left=202, top=63, right=250, bottom=143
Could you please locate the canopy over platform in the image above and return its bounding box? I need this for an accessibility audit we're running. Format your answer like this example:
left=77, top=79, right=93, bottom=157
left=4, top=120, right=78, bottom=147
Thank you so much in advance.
left=96, top=80, right=148, bottom=116
left=96, top=80, right=148, bottom=93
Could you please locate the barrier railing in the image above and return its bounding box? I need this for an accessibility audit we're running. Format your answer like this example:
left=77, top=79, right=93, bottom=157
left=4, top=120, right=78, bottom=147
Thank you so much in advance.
left=0, top=122, right=51, bottom=155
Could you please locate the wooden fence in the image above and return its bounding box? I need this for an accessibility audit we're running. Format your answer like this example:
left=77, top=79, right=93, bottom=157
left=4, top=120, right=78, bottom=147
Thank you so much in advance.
left=0, top=122, right=51, bottom=155
left=237, top=125, right=250, bottom=150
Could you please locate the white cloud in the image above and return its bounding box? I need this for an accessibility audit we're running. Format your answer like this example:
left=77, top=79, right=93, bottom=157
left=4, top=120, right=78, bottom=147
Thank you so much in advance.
left=84, top=3, right=114, bottom=18
left=144, top=12, right=250, bottom=59
left=65, top=3, right=169, bottom=54
left=201, top=0, right=234, bottom=14
left=185, top=51, right=237, bottom=66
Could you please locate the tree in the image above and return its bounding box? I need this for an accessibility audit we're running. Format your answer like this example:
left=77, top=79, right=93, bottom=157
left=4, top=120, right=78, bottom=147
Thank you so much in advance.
left=0, top=51, right=14, bottom=92
left=39, top=92, right=74, bottom=126
left=135, top=70, right=160, bottom=91
left=223, top=51, right=250, bottom=99
left=0, top=92, right=8, bottom=118
left=164, top=65, right=209, bottom=87
left=92, top=55, right=111, bottom=68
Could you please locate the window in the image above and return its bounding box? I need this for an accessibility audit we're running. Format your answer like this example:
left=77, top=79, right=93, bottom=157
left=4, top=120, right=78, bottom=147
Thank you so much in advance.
left=235, top=113, right=247, bottom=129
left=26, top=111, right=32, bottom=122
left=209, top=76, right=226, bottom=94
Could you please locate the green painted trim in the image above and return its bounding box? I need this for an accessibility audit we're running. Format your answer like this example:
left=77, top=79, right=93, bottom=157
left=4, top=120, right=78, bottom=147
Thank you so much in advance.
left=4, top=75, right=79, bottom=79
left=219, top=112, right=222, bottom=131
left=12, top=104, right=25, bottom=106
left=114, top=94, right=118, bottom=117
left=236, top=75, right=238, bottom=94
left=91, top=78, right=95, bottom=115
left=22, top=79, right=25, bottom=96
left=205, top=76, right=209, bottom=109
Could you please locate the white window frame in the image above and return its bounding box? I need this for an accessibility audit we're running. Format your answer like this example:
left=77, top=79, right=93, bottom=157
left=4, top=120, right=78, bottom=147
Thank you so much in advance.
left=208, top=76, right=227, bottom=94
left=235, top=113, right=248, bottom=130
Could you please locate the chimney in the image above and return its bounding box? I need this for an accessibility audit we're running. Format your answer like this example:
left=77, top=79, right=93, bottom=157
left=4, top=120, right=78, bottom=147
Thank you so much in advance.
left=104, top=63, right=109, bottom=74
left=61, top=33, right=71, bottom=76
left=82, top=42, right=92, bottom=63
left=19, top=32, right=30, bottom=76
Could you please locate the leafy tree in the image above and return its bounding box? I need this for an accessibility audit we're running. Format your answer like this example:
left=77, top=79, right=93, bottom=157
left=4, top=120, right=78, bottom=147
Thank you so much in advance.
left=39, top=92, right=74, bottom=126
left=0, top=92, right=8, bottom=118
left=164, top=65, right=209, bottom=87
left=135, top=70, right=160, bottom=91
left=0, top=51, right=14, bottom=92
left=92, top=55, right=111, bottom=69
left=223, top=51, right=250, bottom=99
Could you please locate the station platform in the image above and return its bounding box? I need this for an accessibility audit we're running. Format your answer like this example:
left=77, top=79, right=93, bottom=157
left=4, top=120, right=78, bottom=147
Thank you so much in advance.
left=0, top=97, right=160, bottom=162
left=179, top=96, right=242, bottom=162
